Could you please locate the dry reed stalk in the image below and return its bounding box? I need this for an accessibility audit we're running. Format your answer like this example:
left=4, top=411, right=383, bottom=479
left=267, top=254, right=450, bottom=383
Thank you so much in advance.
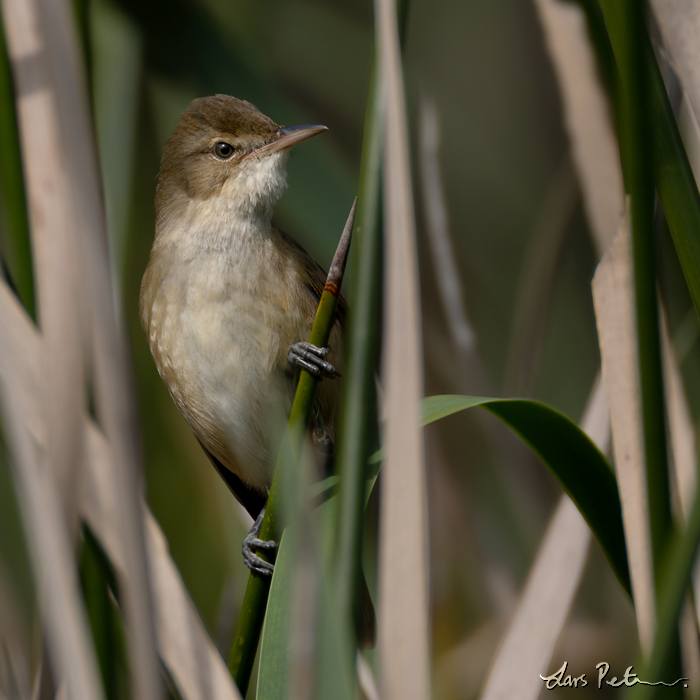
left=479, top=377, right=610, bottom=700
left=0, top=574, right=33, bottom=699
left=0, top=373, right=103, bottom=700
left=375, top=0, right=430, bottom=696
left=1, top=0, right=162, bottom=694
left=83, top=428, right=242, bottom=700
left=592, top=213, right=656, bottom=657
left=537, top=0, right=664, bottom=663
left=1, top=0, right=85, bottom=535
left=660, top=307, right=700, bottom=678
left=533, top=0, right=624, bottom=258
left=418, top=97, right=475, bottom=355
left=0, top=275, right=242, bottom=700
left=661, top=307, right=697, bottom=527
left=650, top=1, right=700, bottom=122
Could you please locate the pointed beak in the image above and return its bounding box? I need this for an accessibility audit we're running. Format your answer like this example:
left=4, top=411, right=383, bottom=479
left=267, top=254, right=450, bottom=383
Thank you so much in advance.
left=243, top=123, right=328, bottom=160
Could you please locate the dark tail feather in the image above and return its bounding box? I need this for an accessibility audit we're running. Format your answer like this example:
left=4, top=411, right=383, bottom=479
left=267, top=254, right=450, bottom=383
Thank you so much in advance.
left=197, top=440, right=266, bottom=520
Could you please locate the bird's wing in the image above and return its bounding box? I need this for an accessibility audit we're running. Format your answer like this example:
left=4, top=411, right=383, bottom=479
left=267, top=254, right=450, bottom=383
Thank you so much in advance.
left=276, top=228, right=348, bottom=325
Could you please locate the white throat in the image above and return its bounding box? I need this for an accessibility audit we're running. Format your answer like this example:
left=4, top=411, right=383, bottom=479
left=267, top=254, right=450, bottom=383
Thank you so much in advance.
left=223, top=149, right=289, bottom=222
left=159, top=150, right=289, bottom=257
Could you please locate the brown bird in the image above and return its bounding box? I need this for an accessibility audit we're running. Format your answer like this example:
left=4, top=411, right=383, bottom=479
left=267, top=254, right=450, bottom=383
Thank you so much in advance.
left=140, top=94, right=346, bottom=574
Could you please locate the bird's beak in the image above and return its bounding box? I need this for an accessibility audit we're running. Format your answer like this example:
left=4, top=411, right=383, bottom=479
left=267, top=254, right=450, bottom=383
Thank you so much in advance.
left=243, top=124, right=328, bottom=160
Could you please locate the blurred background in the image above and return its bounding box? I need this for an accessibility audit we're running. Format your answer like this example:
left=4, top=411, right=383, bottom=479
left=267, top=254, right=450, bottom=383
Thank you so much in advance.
left=2, top=0, right=698, bottom=697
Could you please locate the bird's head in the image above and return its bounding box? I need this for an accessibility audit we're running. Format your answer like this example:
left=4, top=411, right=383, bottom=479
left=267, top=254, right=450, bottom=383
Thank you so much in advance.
left=156, top=94, right=327, bottom=229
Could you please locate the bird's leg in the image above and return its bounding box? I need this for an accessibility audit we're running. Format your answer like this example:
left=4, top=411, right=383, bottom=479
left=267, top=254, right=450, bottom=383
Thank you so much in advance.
left=288, top=341, right=340, bottom=379
left=242, top=505, right=278, bottom=576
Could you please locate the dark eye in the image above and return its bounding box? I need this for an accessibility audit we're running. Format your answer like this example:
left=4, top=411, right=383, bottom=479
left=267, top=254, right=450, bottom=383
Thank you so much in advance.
left=213, top=141, right=235, bottom=159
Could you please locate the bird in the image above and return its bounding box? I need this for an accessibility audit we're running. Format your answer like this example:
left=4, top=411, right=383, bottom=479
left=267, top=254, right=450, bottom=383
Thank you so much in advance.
left=141, top=94, right=377, bottom=649
left=140, top=93, right=347, bottom=576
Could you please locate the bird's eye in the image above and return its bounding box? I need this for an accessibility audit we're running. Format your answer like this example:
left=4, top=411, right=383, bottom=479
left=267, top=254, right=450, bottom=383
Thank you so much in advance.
left=213, top=142, right=235, bottom=159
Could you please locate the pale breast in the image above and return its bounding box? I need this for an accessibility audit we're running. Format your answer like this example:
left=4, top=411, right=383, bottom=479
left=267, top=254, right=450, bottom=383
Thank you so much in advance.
left=141, top=231, right=312, bottom=492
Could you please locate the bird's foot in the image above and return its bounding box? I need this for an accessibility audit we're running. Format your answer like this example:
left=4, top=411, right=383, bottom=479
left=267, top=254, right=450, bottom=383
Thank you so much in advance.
left=288, top=341, right=340, bottom=379
left=242, top=507, right=277, bottom=576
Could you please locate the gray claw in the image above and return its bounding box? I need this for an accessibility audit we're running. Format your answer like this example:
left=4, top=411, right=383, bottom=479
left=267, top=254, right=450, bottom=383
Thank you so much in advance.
left=288, top=341, right=340, bottom=379
left=242, top=508, right=277, bottom=576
